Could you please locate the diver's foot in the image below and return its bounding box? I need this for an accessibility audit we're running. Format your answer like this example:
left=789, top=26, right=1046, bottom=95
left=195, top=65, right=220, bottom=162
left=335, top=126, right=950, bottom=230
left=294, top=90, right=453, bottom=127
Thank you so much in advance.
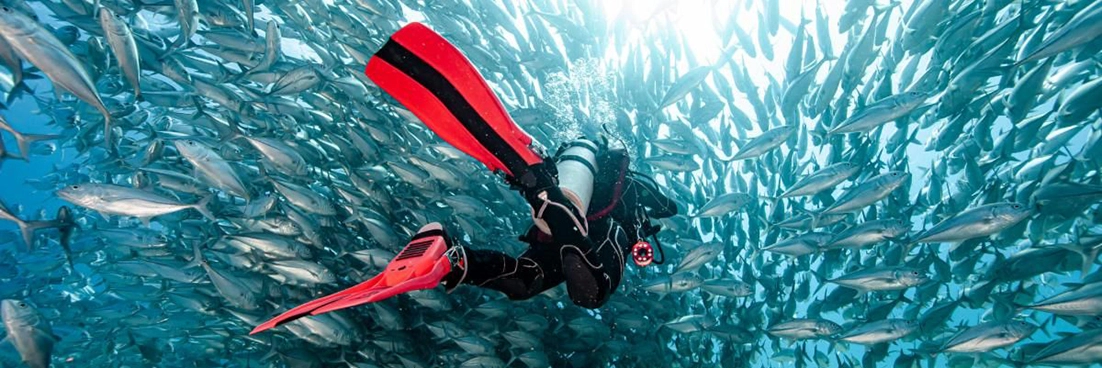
left=441, top=245, right=468, bottom=293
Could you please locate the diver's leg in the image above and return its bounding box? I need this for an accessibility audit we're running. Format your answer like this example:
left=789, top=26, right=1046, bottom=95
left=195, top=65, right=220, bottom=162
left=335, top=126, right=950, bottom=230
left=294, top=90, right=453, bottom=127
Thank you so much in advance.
left=562, top=217, right=630, bottom=309
left=443, top=228, right=564, bottom=300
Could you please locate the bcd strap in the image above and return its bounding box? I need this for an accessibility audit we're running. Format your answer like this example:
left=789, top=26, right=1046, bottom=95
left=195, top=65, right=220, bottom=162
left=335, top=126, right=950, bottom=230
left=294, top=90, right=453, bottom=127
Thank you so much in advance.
left=556, top=154, right=597, bottom=176
left=556, top=140, right=599, bottom=156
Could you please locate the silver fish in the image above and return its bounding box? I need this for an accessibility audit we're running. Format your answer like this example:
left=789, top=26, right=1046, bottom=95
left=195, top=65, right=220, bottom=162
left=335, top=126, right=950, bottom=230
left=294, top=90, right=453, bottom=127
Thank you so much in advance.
left=827, top=266, right=929, bottom=292
left=56, top=183, right=214, bottom=221
left=675, top=242, right=723, bottom=273
left=720, top=125, right=796, bottom=161
left=838, top=319, right=918, bottom=345
left=762, top=232, right=833, bottom=257
left=644, top=154, right=699, bottom=172
left=767, top=318, right=842, bottom=340
left=1029, top=328, right=1102, bottom=364
left=0, top=7, right=111, bottom=140
left=271, top=180, right=335, bottom=216
left=98, top=7, right=141, bottom=100
left=700, top=278, right=753, bottom=298
left=781, top=162, right=861, bottom=198
left=824, top=219, right=910, bottom=250
left=911, top=202, right=1033, bottom=244
left=174, top=139, right=251, bottom=201
left=170, top=0, right=199, bottom=52
left=828, top=92, right=931, bottom=135
left=1027, top=281, right=1102, bottom=316
left=640, top=272, right=704, bottom=295
left=249, top=20, right=280, bottom=74
left=822, top=171, right=910, bottom=215
left=940, top=320, right=1036, bottom=353
left=1, top=299, right=56, bottom=368
left=663, top=314, right=717, bottom=333
left=1017, top=0, right=1102, bottom=65
left=693, top=193, right=753, bottom=217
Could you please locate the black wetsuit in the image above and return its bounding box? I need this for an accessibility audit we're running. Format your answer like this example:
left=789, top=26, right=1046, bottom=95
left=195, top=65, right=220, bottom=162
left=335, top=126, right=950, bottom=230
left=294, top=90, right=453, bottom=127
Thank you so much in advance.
left=449, top=147, right=678, bottom=308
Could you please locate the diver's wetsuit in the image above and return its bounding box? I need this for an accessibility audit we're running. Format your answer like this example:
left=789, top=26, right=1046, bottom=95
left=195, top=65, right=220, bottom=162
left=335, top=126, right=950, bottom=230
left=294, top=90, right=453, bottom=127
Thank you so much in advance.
left=444, top=145, right=678, bottom=308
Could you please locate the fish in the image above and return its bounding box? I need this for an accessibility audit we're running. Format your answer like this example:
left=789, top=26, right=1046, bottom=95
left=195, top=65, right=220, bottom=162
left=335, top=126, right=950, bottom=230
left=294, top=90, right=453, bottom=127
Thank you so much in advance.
left=657, top=66, right=714, bottom=109
left=1029, top=328, right=1102, bottom=365
left=0, top=6, right=111, bottom=144
left=827, top=92, right=932, bottom=135
left=674, top=241, right=722, bottom=273
left=168, top=0, right=200, bottom=53
left=824, top=219, right=910, bottom=250
left=56, top=183, right=214, bottom=222
left=826, top=266, right=929, bottom=293
left=643, top=154, right=699, bottom=172
left=767, top=318, right=842, bottom=340
left=718, top=125, right=796, bottom=161
left=819, top=171, right=910, bottom=216
left=663, top=314, right=717, bottom=333
left=1026, top=281, right=1102, bottom=316
left=699, top=278, right=753, bottom=298
left=761, top=232, right=833, bottom=257
left=692, top=193, right=753, bottom=217
left=838, top=319, right=918, bottom=345
left=640, top=272, right=704, bottom=295
left=1, top=299, right=57, bottom=368
left=910, top=203, right=1033, bottom=244
left=98, top=7, right=141, bottom=100
left=780, top=162, right=861, bottom=198
left=1016, top=1, right=1102, bottom=65
left=249, top=20, right=280, bottom=74
left=174, top=139, right=251, bottom=201
left=939, top=321, right=1037, bottom=353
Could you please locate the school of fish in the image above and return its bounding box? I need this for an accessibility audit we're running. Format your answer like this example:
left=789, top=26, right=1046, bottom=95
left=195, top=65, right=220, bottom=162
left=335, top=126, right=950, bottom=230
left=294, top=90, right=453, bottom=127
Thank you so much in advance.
left=0, top=0, right=1101, bottom=366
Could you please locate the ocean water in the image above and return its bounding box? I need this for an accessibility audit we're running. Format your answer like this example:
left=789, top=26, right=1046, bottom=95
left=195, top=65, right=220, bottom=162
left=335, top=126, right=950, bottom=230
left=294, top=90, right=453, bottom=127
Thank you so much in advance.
left=1, top=0, right=1101, bottom=367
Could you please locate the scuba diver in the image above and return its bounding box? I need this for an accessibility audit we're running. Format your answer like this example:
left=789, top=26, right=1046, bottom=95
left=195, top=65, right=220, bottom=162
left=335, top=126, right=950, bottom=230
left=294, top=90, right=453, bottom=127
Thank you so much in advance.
left=251, top=23, right=678, bottom=335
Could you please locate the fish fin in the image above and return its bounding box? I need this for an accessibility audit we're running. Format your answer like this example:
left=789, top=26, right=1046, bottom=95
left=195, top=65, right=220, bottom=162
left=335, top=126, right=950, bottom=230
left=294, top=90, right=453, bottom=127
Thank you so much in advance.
left=192, top=195, right=216, bottom=221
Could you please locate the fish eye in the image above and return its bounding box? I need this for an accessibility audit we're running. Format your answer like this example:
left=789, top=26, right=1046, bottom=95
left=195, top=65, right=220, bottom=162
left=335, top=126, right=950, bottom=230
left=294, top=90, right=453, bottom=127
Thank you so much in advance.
left=18, top=302, right=25, bottom=307
left=70, top=185, right=79, bottom=190
left=1, top=7, right=9, bottom=12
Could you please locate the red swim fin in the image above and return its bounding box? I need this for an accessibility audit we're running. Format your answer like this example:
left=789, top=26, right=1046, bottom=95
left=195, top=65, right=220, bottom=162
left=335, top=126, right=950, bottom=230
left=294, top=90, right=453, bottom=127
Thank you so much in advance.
left=365, top=22, right=544, bottom=180
left=250, top=223, right=454, bottom=335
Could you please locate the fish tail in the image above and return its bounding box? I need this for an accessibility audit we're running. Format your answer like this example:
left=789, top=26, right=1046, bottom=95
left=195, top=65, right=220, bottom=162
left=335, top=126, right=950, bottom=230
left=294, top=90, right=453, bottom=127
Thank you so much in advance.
left=7, top=80, right=32, bottom=106
left=193, top=195, right=217, bottom=221
left=186, top=239, right=210, bottom=269
left=14, top=133, right=61, bottom=161
left=805, top=209, right=823, bottom=230
left=13, top=218, right=34, bottom=250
